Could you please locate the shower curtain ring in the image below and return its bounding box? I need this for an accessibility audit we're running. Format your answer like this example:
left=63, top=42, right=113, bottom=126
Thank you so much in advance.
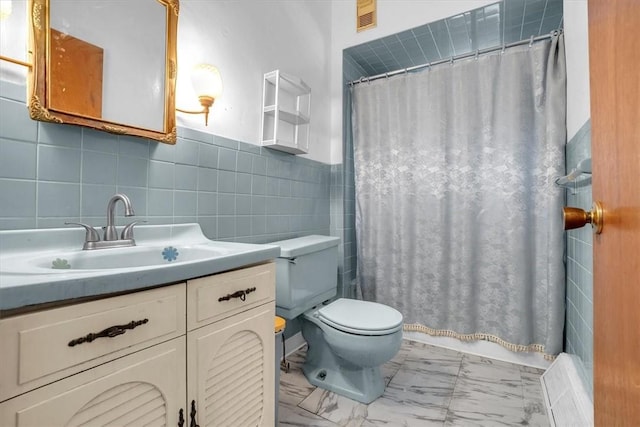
left=449, top=57, right=454, bottom=65
left=474, top=49, right=479, bottom=60
left=529, top=35, right=534, bottom=47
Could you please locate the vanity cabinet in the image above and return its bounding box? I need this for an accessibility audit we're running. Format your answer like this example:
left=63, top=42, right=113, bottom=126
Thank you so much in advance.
left=0, top=262, right=276, bottom=427
left=260, top=70, right=311, bottom=155
left=187, top=263, right=276, bottom=426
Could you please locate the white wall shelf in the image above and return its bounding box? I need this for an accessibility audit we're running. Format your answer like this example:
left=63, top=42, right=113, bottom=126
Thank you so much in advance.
left=261, top=70, right=311, bottom=155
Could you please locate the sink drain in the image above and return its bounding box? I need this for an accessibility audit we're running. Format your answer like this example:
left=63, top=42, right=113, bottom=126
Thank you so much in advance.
left=317, top=370, right=327, bottom=381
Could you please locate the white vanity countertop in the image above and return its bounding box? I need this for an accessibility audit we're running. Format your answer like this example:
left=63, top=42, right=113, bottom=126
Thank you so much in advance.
left=0, top=224, right=280, bottom=311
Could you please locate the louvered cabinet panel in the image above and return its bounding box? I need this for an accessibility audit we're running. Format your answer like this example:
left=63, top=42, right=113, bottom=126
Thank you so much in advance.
left=187, top=304, right=275, bottom=427
left=0, top=337, right=186, bottom=427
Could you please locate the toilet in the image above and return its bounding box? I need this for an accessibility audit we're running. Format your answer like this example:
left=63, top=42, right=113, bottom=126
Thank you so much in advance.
left=272, top=235, right=403, bottom=404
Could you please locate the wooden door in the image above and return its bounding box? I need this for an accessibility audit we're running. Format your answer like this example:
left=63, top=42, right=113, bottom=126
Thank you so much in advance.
left=49, top=28, right=104, bottom=118
left=589, top=0, right=640, bottom=424
left=0, top=338, right=186, bottom=427
left=187, top=304, right=275, bottom=427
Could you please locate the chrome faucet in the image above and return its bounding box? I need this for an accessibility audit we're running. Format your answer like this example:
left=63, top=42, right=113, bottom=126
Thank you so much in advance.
left=66, top=193, right=142, bottom=250
left=104, top=193, right=135, bottom=241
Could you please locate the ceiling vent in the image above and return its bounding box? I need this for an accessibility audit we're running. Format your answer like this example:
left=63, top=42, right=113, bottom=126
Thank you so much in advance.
left=357, top=0, right=377, bottom=32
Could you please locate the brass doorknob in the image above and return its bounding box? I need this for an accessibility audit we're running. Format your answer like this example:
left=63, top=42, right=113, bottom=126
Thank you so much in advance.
left=563, top=201, right=604, bottom=234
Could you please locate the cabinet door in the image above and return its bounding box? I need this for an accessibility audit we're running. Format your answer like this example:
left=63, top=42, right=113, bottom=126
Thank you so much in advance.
left=0, top=337, right=186, bottom=427
left=187, top=304, right=275, bottom=427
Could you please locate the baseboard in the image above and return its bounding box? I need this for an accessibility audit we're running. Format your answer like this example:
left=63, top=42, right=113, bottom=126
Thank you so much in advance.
left=283, top=329, right=554, bottom=370
left=403, top=330, right=552, bottom=369
left=541, top=353, right=593, bottom=426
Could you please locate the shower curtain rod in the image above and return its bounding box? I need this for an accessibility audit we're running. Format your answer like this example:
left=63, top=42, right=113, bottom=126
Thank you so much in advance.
left=348, top=30, right=562, bottom=86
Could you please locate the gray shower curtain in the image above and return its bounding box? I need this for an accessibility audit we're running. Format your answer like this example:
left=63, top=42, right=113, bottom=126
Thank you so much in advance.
left=351, top=35, right=566, bottom=357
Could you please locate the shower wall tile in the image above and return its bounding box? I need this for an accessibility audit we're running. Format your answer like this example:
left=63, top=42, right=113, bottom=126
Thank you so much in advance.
left=0, top=81, right=331, bottom=245
left=564, top=120, right=593, bottom=400
left=344, top=0, right=563, bottom=79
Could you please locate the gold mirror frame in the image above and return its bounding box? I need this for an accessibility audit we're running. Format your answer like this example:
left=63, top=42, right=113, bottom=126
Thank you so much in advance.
left=27, top=0, right=178, bottom=144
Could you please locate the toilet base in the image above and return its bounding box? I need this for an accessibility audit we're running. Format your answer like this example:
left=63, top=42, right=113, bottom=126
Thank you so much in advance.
left=302, top=359, right=385, bottom=404
left=301, top=333, right=386, bottom=405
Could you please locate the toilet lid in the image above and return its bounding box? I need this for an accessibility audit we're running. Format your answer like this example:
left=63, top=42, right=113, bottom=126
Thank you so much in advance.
left=317, top=298, right=403, bottom=336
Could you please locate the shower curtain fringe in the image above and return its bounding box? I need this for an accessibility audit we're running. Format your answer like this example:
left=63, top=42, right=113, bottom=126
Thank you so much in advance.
left=403, top=323, right=557, bottom=361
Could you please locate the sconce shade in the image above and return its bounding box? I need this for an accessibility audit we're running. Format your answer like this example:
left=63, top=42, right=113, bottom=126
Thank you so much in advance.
left=191, top=63, right=222, bottom=99
left=0, top=0, right=12, bottom=20
left=176, top=63, right=222, bottom=126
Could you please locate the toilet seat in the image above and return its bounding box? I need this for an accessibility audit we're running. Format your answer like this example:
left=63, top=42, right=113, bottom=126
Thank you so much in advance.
left=316, top=298, right=403, bottom=336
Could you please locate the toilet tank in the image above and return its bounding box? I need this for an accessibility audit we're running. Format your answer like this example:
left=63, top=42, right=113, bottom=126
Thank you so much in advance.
left=271, top=235, right=340, bottom=319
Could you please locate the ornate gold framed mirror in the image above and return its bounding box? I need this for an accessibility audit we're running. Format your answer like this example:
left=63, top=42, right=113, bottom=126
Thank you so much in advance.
left=28, top=0, right=178, bottom=144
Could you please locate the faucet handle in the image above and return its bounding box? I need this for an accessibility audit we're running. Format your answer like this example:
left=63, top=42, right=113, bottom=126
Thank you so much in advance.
left=65, top=222, right=101, bottom=243
left=121, top=220, right=147, bottom=240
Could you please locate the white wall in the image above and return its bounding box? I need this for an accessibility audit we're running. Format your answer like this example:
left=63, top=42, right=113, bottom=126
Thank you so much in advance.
left=0, top=0, right=28, bottom=84
left=564, top=0, right=590, bottom=139
left=0, top=0, right=334, bottom=163
left=1, top=0, right=590, bottom=161
left=177, top=0, right=333, bottom=163
left=328, top=0, right=495, bottom=164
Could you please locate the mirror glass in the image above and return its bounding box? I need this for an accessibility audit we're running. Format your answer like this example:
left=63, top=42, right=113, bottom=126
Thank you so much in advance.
left=28, top=0, right=178, bottom=143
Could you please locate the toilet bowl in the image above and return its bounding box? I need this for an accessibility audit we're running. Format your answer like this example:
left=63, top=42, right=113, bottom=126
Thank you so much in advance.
left=302, top=298, right=403, bottom=403
left=271, top=235, right=404, bottom=404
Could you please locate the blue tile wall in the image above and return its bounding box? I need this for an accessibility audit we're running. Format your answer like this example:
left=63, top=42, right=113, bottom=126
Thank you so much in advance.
left=564, top=120, right=593, bottom=400
left=345, top=0, right=563, bottom=79
left=334, top=52, right=365, bottom=298
left=0, top=81, right=330, bottom=243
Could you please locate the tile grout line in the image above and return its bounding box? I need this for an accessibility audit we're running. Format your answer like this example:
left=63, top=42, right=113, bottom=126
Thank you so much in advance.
left=442, top=353, right=465, bottom=423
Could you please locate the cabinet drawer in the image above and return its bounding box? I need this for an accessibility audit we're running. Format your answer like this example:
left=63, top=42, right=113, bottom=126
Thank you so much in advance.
left=187, top=262, right=275, bottom=331
left=0, top=284, right=186, bottom=402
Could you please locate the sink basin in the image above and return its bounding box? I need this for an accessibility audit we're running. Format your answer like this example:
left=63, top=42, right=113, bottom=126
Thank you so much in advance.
left=29, top=245, right=234, bottom=271
left=0, top=223, right=281, bottom=310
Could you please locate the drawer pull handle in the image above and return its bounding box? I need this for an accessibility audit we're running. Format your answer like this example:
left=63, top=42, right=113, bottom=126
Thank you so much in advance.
left=218, top=287, right=256, bottom=302
left=68, top=318, right=149, bottom=347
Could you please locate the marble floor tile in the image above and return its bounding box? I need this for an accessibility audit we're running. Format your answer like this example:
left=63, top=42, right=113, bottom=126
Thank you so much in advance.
left=280, top=346, right=317, bottom=406
left=278, top=400, right=340, bottom=427
left=278, top=339, right=550, bottom=427
left=521, top=372, right=549, bottom=426
left=363, top=355, right=460, bottom=425
left=405, top=341, right=465, bottom=365
left=299, top=387, right=368, bottom=426
left=381, top=340, right=412, bottom=385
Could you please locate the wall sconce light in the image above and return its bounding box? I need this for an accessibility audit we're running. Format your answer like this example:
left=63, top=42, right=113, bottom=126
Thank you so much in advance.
left=0, top=0, right=12, bottom=21
left=176, top=63, right=223, bottom=126
left=0, top=0, right=32, bottom=68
